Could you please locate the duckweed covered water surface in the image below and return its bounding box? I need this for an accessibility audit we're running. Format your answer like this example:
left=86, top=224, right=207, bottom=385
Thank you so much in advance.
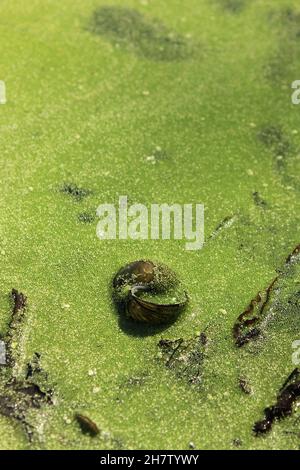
left=0, top=0, right=300, bottom=450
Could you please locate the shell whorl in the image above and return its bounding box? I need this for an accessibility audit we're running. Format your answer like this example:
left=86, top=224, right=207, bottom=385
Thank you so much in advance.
left=113, top=260, right=187, bottom=325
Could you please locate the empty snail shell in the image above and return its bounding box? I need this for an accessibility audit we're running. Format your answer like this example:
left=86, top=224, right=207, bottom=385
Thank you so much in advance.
left=113, top=260, right=188, bottom=325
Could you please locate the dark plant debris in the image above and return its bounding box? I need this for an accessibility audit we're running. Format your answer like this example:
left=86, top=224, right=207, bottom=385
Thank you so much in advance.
left=252, top=191, right=267, bottom=209
left=75, top=413, right=100, bottom=437
left=284, top=244, right=300, bottom=268
left=11, top=289, right=27, bottom=314
left=3, top=289, right=27, bottom=368
left=233, top=276, right=278, bottom=347
left=0, top=291, right=53, bottom=442
left=239, top=377, right=252, bottom=395
left=199, top=332, right=208, bottom=346
left=207, top=215, right=236, bottom=241
left=233, top=438, right=243, bottom=447
left=26, top=352, right=42, bottom=380
left=233, top=243, right=300, bottom=347
left=158, top=333, right=207, bottom=387
left=254, top=368, right=300, bottom=435
left=0, top=354, right=53, bottom=442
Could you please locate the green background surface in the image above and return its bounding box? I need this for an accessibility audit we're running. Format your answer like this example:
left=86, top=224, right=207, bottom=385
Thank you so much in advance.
left=0, top=0, right=300, bottom=450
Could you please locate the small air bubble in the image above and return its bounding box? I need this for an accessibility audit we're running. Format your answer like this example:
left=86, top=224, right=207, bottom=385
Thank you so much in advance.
left=219, top=308, right=227, bottom=315
left=61, top=303, right=71, bottom=309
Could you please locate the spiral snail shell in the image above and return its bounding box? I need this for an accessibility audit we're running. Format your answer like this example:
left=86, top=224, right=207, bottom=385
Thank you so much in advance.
left=113, top=260, right=188, bottom=325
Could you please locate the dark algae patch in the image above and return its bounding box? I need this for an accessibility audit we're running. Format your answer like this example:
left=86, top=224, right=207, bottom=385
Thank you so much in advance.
left=88, top=6, right=195, bottom=61
left=214, top=0, right=250, bottom=14
left=77, top=212, right=95, bottom=224
left=254, top=368, right=300, bottom=435
left=265, top=7, right=300, bottom=82
left=257, top=125, right=291, bottom=167
left=256, top=124, right=300, bottom=191
left=60, top=183, right=91, bottom=201
left=234, top=211, right=281, bottom=262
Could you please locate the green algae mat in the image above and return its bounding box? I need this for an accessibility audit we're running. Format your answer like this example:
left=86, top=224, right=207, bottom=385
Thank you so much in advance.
left=1, top=0, right=300, bottom=451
